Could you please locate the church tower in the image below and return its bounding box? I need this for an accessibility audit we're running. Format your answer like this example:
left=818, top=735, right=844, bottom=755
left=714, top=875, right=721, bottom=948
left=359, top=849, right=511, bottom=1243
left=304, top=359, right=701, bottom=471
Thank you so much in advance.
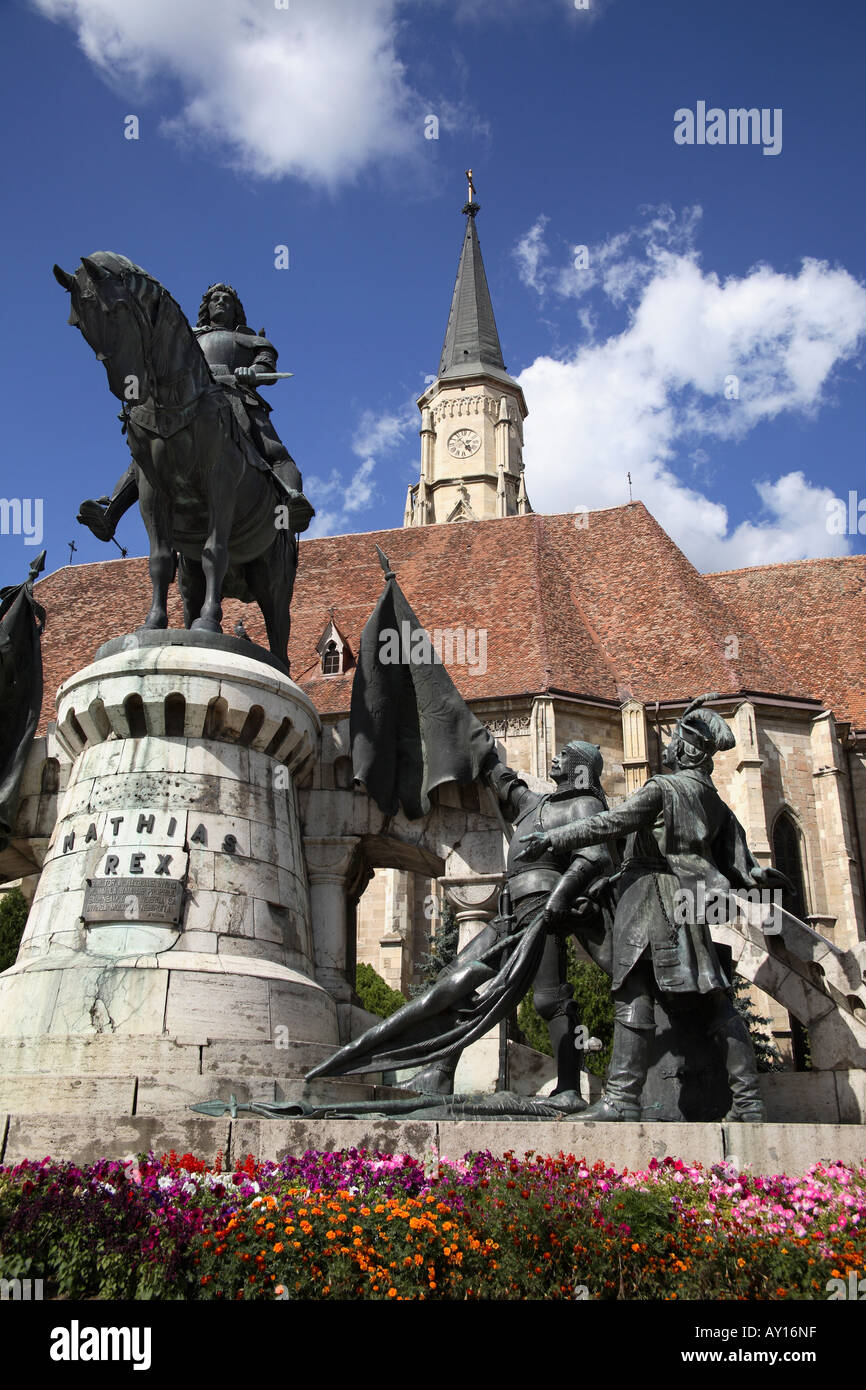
left=405, top=174, right=531, bottom=526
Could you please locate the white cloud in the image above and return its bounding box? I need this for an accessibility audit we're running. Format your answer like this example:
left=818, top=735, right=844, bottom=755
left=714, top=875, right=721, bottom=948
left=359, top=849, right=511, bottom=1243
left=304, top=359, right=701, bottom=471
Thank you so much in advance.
left=306, top=457, right=379, bottom=537
left=452, top=0, right=609, bottom=22
left=32, top=0, right=423, bottom=188
left=306, top=400, right=417, bottom=536
left=513, top=216, right=551, bottom=294
left=515, top=209, right=866, bottom=570
left=352, top=407, right=416, bottom=459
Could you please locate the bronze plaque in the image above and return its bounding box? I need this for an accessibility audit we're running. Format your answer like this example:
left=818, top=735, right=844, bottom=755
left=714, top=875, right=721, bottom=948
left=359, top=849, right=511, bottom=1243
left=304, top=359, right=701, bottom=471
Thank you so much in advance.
left=83, top=876, right=184, bottom=924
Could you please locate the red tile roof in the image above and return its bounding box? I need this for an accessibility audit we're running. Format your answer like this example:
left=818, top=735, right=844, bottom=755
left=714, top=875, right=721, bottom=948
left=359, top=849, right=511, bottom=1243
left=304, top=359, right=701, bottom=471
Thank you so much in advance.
left=708, top=555, right=866, bottom=732
left=32, top=504, right=843, bottom=734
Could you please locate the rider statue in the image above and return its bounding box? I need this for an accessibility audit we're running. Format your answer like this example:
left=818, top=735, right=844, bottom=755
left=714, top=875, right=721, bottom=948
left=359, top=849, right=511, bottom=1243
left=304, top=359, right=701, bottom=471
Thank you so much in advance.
left=77, top=282, right=310, bottom=542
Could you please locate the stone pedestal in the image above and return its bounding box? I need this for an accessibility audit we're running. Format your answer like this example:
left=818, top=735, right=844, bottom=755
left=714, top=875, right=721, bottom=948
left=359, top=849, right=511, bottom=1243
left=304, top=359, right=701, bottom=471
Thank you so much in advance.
left=0, top=634, right=352, bottom=1115
left=441, top=874, right=508, bottom=1094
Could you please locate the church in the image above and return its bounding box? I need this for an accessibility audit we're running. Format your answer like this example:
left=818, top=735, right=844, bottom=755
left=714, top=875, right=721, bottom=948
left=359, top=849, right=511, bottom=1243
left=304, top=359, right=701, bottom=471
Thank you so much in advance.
left=4, top=188, right=866, bottom=1074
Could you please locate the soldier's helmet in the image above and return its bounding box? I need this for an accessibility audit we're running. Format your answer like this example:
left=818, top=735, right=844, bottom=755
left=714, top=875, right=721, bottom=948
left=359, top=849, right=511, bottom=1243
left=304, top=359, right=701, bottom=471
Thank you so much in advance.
left=557, top=741, right=605, bottom=800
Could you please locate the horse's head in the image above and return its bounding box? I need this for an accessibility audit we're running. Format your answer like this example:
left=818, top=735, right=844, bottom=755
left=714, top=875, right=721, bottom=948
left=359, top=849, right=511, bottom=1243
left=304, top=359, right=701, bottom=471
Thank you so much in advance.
left=54, top=253, right=155, bottom=401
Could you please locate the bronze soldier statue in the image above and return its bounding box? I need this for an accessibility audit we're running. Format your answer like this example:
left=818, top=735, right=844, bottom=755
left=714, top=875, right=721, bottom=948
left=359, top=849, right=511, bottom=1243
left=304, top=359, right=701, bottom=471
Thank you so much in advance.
left=519, top=697, right=791, bottom=1122
left=407, top=739, right=618, bottom=1097
left=77, top=281, right=310, bottom=541
left=306, top=740, right=617, bottom=1106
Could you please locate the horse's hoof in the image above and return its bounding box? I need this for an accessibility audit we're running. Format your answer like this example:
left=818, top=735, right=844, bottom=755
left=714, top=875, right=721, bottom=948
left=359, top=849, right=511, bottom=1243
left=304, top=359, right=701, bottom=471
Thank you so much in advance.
left=190, top=617, right=222, bottom=634
left=142, top=614, right=168, bottom=630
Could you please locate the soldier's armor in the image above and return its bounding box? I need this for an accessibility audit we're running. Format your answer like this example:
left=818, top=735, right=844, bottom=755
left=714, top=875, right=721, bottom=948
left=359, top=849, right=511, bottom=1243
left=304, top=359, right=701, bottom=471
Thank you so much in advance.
left=488, top=763, right=614, bottom=904
left=194, top=324, right=304, bottom=499
left=195, top=326, right=277, bottom=395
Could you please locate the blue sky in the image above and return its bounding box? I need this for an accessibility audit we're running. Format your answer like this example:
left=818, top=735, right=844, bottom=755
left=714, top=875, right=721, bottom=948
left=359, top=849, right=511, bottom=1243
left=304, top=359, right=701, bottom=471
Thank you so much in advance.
left=2, top=0, right=865, bottom=581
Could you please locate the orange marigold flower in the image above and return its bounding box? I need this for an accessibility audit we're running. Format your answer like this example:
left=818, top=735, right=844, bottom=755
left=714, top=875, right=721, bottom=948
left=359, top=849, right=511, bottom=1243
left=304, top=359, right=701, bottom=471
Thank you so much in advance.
left=274, top=1243, right=284, bottom=1254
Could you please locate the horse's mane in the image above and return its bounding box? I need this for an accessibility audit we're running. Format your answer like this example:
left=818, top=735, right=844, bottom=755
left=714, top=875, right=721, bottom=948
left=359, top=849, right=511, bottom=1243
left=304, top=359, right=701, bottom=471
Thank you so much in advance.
left=87, top=251, right=211, bottom=384
left=88, top=252, right=198, bottom=338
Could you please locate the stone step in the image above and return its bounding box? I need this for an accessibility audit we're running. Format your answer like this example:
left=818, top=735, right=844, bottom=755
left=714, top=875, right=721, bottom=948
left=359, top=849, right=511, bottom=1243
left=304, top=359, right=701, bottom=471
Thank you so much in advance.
left=0, top=1033, right=342, bottom=1078
left=2, top=1110, right=865, bottom=1173
left=0, top=1071, right=407, bottom=1117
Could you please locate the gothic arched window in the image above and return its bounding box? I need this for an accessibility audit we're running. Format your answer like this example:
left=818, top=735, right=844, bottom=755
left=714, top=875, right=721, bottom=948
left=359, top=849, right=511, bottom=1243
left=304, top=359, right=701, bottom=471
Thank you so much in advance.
left=772, top=809, right=811, bottom=1071
left=315, top=618, right=351, bottom=677
left=772, top=811, right=809, bottom=921
left=322, top=640, right=341, bottom=676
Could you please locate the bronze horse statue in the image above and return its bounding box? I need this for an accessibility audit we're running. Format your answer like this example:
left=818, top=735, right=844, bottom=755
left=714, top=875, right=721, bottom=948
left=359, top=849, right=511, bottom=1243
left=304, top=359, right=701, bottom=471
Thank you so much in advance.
left=53, top=252, right=306, bottom=671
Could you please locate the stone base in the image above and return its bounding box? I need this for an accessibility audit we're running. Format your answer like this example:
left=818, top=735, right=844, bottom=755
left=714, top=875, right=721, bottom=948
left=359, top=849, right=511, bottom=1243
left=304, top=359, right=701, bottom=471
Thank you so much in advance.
left=0, top=1032, right=402, bottom=1121
left=2, top=1111, right=865, bottom=1174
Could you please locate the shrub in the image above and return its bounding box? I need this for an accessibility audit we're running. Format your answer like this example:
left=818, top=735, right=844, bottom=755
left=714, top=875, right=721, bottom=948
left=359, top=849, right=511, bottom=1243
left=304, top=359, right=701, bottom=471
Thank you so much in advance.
left=355, top=963, right=406, bottom=1018
left=0, top=887, right=28, bottom=972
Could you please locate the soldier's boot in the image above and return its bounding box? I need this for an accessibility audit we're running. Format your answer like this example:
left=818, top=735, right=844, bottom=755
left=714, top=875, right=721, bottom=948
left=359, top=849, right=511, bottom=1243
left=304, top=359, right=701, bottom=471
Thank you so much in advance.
left=77, top=469, right=138, bottom=542
left=545, top=1006, right=586, bottom=1108
left=400, top=1057, right=458, bottom=1097
left=269, top=452, right=303, bottom=492
left=578, top=1019, right=651, bottom=1122
left=268, top=456, right=315, bottom=531
left=711, top=1009, right=766, bottom=1123
left=534, top=972, right=583, bottom=1100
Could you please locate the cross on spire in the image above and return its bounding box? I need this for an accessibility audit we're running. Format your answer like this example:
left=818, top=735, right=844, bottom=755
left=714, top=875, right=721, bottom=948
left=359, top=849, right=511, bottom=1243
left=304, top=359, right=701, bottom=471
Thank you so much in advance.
left=463, top=167, right=480, bottom=218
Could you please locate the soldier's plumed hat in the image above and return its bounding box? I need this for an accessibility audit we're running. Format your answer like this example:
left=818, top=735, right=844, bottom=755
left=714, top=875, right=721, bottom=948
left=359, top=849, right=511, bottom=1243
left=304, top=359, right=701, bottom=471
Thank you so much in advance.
left=676, top=694, right=736, bottom=756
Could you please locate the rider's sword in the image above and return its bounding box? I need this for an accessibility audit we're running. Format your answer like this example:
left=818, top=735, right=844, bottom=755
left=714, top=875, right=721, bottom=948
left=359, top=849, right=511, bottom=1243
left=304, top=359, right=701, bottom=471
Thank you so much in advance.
left=243, top=371, right=293, bottom=385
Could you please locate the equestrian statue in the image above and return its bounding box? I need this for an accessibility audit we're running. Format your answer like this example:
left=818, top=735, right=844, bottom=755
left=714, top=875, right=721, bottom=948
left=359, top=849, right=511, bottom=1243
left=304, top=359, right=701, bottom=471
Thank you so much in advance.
left=53, top=253, right=314, bottom=670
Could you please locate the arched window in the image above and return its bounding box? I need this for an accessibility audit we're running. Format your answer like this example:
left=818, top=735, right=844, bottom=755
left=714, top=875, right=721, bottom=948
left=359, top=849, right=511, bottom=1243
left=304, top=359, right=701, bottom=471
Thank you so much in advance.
left=40, top=758, right=60, bottom=795
left=316, top=618, right=351, bottom=676
left=772, top=811, right=809, bottom=920
left=322, top=641, right=341, bottom=676
left=772, top=810, right=811, bottom=1071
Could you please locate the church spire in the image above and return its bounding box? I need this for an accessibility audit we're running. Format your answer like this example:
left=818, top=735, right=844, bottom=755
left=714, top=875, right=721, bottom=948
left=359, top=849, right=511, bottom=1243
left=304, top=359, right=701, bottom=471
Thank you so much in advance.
left=406, top=175, right=531, bottom=527
left=437, top=171, right=510, bottom=382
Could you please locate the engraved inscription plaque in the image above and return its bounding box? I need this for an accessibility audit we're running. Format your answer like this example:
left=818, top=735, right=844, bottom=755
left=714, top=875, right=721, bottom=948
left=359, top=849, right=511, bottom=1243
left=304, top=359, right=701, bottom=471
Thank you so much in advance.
left=83, top=876, right=185, bottom=924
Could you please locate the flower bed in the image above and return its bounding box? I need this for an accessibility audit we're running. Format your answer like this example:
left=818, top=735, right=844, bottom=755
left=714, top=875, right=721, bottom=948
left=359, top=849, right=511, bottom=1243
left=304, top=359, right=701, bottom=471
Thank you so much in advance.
left=1, top=1149, right=863, bottom=1300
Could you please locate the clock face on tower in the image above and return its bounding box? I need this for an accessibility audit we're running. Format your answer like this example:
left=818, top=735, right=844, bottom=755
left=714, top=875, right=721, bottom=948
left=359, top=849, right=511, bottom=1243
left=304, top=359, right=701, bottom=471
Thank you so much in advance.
left=447, top=427, right=481, bottom=459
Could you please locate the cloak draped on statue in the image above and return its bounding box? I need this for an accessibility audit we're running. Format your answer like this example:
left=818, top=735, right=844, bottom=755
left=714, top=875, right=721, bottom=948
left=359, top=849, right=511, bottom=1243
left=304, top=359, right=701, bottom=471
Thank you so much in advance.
left=306, top=907, right=549, bottom=1080
left=0, top=552, right=46, bottom=852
